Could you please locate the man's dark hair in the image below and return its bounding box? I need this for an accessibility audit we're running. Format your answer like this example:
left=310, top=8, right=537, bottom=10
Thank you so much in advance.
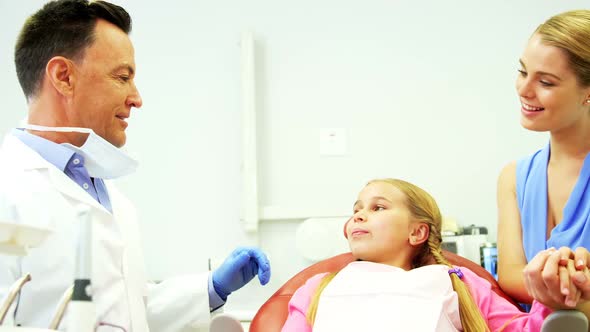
left=14, top=0, right=132, bottom=99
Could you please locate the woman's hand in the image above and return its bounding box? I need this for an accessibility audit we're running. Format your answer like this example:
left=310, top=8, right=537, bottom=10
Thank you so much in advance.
left=523, top=247, right=590, bottom=309
left=524, top=248, right=569, bottom=308
left=570, top=247, right=590, bottom=305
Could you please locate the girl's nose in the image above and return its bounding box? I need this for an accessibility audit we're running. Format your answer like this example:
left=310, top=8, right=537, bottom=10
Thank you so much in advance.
left=353, top=211, right=366, bottom=223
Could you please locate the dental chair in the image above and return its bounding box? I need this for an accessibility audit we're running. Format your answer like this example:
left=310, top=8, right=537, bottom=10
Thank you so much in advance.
left=249, top=250, right=588, bottom=332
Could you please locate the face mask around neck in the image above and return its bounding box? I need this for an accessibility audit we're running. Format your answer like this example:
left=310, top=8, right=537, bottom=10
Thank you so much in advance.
left=22, top=124, right=138, bottom=179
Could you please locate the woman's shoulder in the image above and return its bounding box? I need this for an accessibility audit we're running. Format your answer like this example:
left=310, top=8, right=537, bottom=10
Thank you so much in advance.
left=498, top=160, right=517, bottom=186
left=499, top=145, right=547, bottom=177
left=498, top=144, right=548, bottom=194
left=499, top=160, right=517, bottom=176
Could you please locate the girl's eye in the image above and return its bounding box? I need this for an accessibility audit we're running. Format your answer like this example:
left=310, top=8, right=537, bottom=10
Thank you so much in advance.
left=517, top=69, right=527, bottom=77
left=120, top=76, right=130, bottom=82
left=540, top=80, right=554, bottom=87
left=374, top=205, right=385, bottom=211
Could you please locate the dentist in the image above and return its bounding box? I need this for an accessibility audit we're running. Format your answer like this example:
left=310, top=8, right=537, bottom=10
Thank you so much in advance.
left=0, top=0, right=270, bottom=331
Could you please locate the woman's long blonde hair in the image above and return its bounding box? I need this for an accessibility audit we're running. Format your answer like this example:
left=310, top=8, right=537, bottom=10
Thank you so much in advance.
left=535, top=10, right=590, bottom=87
left=306, top=178, right=489, bottom=332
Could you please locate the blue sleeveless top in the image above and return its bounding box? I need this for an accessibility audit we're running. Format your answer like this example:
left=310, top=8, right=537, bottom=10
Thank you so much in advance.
left=516, top=144, right=590, bottom=262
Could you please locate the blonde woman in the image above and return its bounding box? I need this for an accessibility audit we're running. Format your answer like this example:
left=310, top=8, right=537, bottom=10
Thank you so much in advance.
left=282, top=179, right=554, bottom=332
left=497, top=9, right=590, bottom=312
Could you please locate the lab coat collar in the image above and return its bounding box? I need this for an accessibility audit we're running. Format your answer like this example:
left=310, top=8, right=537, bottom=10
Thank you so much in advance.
left=1, top=132, right=51, bottom=170
left=1, top=133, right=111, bottom=215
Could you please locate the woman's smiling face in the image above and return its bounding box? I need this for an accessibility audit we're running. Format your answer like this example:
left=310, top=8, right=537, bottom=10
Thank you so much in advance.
left=516, top=33, right=590, bottom=134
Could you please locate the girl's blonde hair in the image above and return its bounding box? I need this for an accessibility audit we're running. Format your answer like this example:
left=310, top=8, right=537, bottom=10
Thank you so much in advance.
left=535, top=10, right=590, bottom=87
left=307, top=178, right=489, bottom=332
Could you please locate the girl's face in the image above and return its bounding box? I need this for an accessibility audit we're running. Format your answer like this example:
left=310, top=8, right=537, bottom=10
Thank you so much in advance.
left=516, top=33, right=590, bottom=134
left=347, top=181, right=417, bottom=269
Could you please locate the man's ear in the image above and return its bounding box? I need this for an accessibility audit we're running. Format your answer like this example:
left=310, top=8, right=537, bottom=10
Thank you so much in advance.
left=583, top=86, right=590, bottom=105
left=409, top=223, right=429, bottom=246
left=45, top=56, right=75, bottom=97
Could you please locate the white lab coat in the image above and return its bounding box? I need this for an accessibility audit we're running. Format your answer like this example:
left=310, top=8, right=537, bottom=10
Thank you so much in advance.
left=0, top=133, right=212, bottom=331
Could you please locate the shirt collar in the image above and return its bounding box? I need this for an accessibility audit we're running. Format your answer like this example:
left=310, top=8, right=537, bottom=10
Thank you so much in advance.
left=12, top=128, right=76, bottom=172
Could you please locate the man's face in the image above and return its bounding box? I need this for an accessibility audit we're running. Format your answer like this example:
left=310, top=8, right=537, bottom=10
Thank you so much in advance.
left=70, top=19, right=142, bottom=147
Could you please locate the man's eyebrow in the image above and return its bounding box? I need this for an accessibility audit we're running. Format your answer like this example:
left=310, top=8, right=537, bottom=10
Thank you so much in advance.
left=519, top=59, right=562, bottom=81
left=113, top=64, right=135, bottom=75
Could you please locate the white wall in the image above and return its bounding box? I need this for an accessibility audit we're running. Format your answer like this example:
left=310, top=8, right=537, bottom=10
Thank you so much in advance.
left=1, top=0, right=587, bottom=313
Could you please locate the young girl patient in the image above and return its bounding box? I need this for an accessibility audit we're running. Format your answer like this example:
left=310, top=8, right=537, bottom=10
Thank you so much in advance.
left=281, top=178, right=555, bottom=332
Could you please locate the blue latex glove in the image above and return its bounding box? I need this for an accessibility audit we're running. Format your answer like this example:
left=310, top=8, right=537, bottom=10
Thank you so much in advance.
left=212, top=246, right=271, bottom=300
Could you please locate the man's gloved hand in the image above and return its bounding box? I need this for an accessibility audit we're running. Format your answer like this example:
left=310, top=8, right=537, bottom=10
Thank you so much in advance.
left=212, top=246, right=271, bottom=300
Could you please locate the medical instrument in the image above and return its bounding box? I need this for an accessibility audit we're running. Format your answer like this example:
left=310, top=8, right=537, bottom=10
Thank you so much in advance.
left=441, top=234, right=487, bottom=264
left=48, top=285, right=73, bottom=330
left=0, top=274, right=32, bottom=324
left=480, top=243, right=498, bottom=280
left=0, top=201, right=55, bottom=330
left=67, top=207, right=95, bottom=332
